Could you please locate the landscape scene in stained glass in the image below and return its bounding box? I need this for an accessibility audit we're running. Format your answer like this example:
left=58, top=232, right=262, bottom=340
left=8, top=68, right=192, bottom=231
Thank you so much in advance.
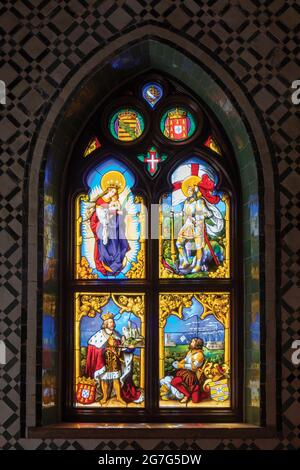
left=159, top=292, right=230, bottom=408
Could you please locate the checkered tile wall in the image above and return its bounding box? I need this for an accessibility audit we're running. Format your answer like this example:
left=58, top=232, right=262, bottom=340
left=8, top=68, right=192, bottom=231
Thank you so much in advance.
left=0, top=0, right=299, bottom=449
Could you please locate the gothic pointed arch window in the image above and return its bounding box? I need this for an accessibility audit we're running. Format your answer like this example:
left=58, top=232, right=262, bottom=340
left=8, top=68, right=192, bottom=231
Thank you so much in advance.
left=63, top=75, right=242, bottom=421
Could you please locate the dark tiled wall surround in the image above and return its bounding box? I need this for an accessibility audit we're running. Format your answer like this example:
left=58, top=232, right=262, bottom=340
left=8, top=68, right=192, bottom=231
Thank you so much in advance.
left=1, top=0, right=299, bottom=449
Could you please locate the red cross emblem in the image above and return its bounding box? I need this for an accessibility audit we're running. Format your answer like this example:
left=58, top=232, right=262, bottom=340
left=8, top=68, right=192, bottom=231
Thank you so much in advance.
left=137, top=147, right=167, bottom=176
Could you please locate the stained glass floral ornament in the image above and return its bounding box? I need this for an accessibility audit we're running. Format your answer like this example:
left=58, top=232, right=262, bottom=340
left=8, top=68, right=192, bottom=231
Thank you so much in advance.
left=160, top=107, right=196, bottom=142
left=109, top=108, right=144, bottom=142
left=142, top=82, right=163, bottom=108
left=137, top=147, right=167, bottom=176
left=83, top=137, right=101, bottom=157
left=204, top=135, right=222, bottom=155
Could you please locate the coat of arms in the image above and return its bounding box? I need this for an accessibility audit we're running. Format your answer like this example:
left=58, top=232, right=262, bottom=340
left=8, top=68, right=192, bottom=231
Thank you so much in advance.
left=117, top=110, right=142, bottom=141
left=76, top=377, right=97, bottom=405
left=209, top=378, right=229, bottom=402
left=166, top=109, right=188, bottom=140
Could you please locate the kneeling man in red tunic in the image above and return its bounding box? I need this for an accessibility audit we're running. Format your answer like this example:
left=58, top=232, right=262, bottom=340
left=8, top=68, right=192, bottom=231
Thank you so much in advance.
left=171, top=337, right=209, bottom=404
left=85, top=312, right=142, bottom=405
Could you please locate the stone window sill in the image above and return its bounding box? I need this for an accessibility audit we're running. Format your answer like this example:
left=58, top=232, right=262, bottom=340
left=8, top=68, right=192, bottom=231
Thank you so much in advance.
left=28, top=423, right=276, bottom=439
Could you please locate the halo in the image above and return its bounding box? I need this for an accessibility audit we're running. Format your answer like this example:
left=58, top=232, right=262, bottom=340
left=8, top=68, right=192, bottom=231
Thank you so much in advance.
left=181, top=175, right=201, bottom=197
left=101, top=171, right=126, bottom=194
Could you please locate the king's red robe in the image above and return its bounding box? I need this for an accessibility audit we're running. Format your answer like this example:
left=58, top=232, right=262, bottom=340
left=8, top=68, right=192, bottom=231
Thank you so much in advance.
left=85, top=329, right=141, bottom=403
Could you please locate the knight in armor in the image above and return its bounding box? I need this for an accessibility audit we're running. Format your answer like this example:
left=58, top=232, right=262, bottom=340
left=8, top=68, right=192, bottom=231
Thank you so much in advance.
left=176, top=174, right=223, bottom=273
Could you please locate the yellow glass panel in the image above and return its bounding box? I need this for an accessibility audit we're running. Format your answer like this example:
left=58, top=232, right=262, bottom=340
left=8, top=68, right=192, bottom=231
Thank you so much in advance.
left=159, top=292, right=230, bottom=408
left=204, top=135, right=222, bottom=155
left=74, top=292, right=145, bottom=408
left=83, top=137, right=101, bottom=157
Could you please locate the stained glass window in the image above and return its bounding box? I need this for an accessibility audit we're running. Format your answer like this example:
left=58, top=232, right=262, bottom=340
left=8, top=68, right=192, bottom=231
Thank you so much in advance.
left=42, top=294, right=57, bottom=407
left=67, top=74, right=239, bottom=419
left=75, top=158, right=146, bottom=279
left=44, top=194, right=57, bottom=282
left=160, top=158, right=230, bottom=278
left=74, top=293, right=145, bottom=408
left=159, top=292, right=230, bottom=407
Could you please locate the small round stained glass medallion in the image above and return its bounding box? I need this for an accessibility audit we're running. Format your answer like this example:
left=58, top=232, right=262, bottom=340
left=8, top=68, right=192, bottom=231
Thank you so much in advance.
left=109, top=108, right=145, bottom=142
left=142, top=82, right=163, bottom=108
left=160, top=107, right=196, bottom=142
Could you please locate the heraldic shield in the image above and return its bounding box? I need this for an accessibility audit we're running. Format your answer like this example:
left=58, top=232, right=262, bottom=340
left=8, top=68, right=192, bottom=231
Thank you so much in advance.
left=76, top=377, right=97, bottom=405
left=209, top=378, right=229, bottom=402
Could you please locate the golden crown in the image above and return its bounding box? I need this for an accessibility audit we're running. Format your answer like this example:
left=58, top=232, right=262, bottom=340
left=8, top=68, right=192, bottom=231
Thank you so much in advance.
left=101, top=312, right=114, bottom=321
left=168, top=108, right=186, bottom=119
left=101, top=171, right=126, bottom=193
left=105, top=178, right=122, bottom=189
left=118, top=109, right=136, bottom=120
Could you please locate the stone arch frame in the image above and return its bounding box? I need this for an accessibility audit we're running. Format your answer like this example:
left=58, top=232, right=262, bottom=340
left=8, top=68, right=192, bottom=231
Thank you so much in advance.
left=23, top=26, right=278, bottom=433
